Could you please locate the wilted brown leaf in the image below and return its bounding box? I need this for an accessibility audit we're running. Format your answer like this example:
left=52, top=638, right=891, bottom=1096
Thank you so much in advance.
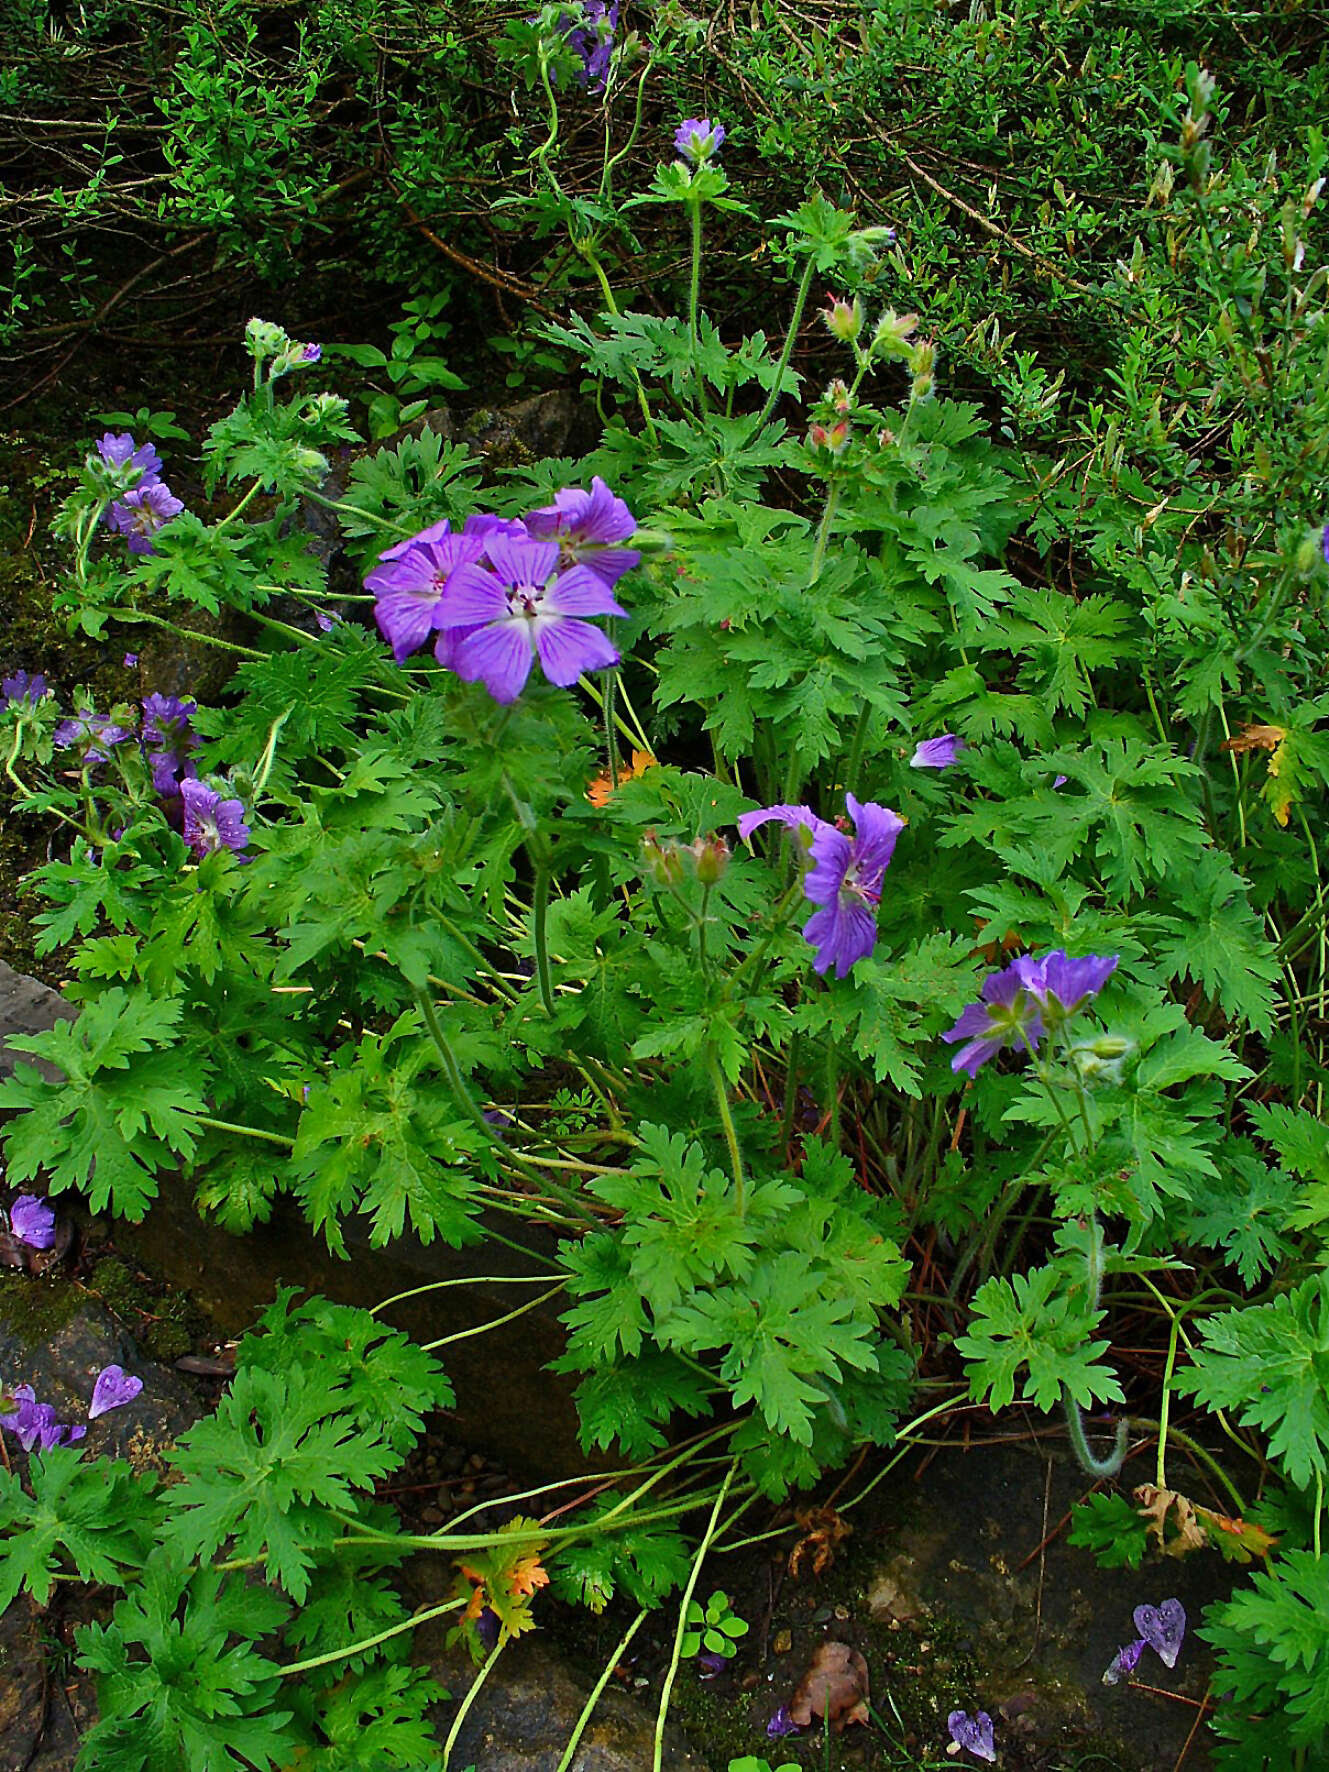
left=1134, top=1484, right=1208, bottom=1558
left=788, top=1641, right=870, bottom=1732
left=788, top=1504, right=852, bottom=1579
left=1220, top=723, right=1286, bottom=755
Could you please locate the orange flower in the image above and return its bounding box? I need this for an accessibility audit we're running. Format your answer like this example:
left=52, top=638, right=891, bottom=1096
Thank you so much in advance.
left=586, top=749, right=657, bottom=808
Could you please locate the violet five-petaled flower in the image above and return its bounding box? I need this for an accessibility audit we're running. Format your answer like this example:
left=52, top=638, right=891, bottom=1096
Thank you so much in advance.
left=1134, top=1598, right=1186, bottom=1669
left=106, top=481, right=186, bottom=556
left=766, top=1704, right=799, bottom=1740
left=436, top=534, right=625, bottom=704
left=180, top=778, right=251, bottom=858
left=95, top=432, right=163, bottom=484
left=910, top=733, right=964, bottom=769
left=941, top=948, right=1119, bottom=1078
left=53, top=708, right=132, bottom=765
left=947, top=1709, right=996, bottom=1763
left=366, top=514, right=528, bottom=663
left=89, top=1365, right=144, bottom=1419
left=738, top=795, right=905, bottom=979
left=1101, top=1637, right=1146, bottom=1686
left=674, top=116, right=725, bottom=164
left=1, top=671, right=49, bottom=708
left=9, top=1194, right=56, bottom=1251
left=523, top=476, right=641, bottom=585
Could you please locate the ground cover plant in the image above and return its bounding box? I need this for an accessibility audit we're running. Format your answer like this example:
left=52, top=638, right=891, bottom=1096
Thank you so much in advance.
left=1, top=12, right=1328, bottom=1770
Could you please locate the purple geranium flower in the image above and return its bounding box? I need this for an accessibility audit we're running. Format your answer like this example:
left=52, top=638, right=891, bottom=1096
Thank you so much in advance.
left=766, top=1704, right=798, bottom=1740
left=106, top=481, right=185, bottom=556
left=9, top=1194, right=56, bottom=1251
left=675, top=117, right=725, bottom=164
left=1, top=671, right=49, bottom=708
left=1022, top=950, right=1119, bottom=1018
left=942, top=958, right=1046, bottom=1078
left=53, top=708, right=132, bottom=764
left=367, top=529, right=487, bottom=661
left=88, top=1364, right=143, bottom=1419
left=555, top=0, right=618, bottom=89
left=141, top=692, right=198, bottom=795
left=523, top=477, right=640, bottom=586
left=910, top=733, right=964, bottom=769
left=2, top=1385, right=86, bottom=1453
left=738, top=795, right=905, bottom=979
left=1134, top=1598, right=1186, bottom=1670
left=1322, top=521, right=1329, bottom=566
left=181, top=778, right=250, bottom=858
left=696, top=1649, right=728, bottom=1679
left=947, top=1709, right=996, bottom=1763
left=942, top=949, right=1118, bottom=1077
left=95, top=432, right=163, bottom=485
left=435, top=534, right=624, bottom=703
left=1102, top=1637, right=1146, bottom=1686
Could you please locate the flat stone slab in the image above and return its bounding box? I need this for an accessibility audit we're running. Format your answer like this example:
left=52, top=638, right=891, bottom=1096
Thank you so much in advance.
left=0, top=958, right=74, bottom=1083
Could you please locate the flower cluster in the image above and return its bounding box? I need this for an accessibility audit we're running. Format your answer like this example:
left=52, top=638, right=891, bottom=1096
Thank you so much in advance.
left=738, top=794, right=905, bottom=979
left=95, top=432, right=184, bottom=557
left=141, top=691, right=198, bottom=796
left=244, top=317, right=322, bottom=379
left=1, top=671, right=50, bottom=710
left=1, top=1363, right=142, bottom=1453
left=364, top=479, right=639, bottom=704
left=554, top=0, right=618, bottom=89
left=942, top=948, right=1119, bottom=1078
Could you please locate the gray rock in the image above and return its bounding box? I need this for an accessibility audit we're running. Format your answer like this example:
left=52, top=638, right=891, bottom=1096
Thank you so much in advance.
left=0, top=1293, right=201, bottom=1471
left=0, top=957, right=74, bottom=1083
left=431, top=1634, right=702, bottom=1772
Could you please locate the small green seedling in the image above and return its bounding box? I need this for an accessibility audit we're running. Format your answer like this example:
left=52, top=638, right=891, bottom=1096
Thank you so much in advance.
left=682, top=1589, right=750, bottom=1659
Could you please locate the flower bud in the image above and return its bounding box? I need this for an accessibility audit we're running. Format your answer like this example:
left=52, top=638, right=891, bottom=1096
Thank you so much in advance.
left=808, top=419, right=850, bottom=454
left=244, top=317, right=289, bottom=362
left=641, top=830, right=684, bottom=887
left=869, top=308, right=919, bottom=362
left=689, top=833, right=730, bottom=885
left=822, top=292, right=863, bottom=342
left=822, top=378, right=852, bottom=414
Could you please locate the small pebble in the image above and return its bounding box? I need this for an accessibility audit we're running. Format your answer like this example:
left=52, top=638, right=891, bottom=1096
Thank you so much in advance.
left=773, top=1628, right=792, bottom=1654
left=811, top=1605, right=833, bottom=1624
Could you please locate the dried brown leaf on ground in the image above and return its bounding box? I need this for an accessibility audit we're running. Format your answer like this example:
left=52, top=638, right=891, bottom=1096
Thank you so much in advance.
left=788, top=1503, right=853, bottom=1579
left=788, top=1641, right=870, bottom=1732
left=1134, top=1484, right=1208, bottom=1557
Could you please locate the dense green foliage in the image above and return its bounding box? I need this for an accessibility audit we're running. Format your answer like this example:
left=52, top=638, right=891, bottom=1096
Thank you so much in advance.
left=0, top=7, right=1328, bottom=1769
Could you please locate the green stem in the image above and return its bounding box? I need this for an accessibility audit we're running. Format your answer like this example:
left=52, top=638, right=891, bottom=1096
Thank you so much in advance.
left=443, top=1639, right=504, bottom=1770
left=423, top=1285, right=564, bottom=1352
left=1062, top=1390, right=1128, bottom=1479
left=193, top=1114, right=294, bottom=1147
left=841, top=702, right=871, bottom=797
left=707, top=1048, right=746, bottom=1215
left=213, top=478, right=264, bottom=534
left=687, top=198, right=707, bottom=413
left=280, top=1596, right=464, bottom=1677
left=754, top=256, right=817, bottom=431
left=808, top=481, right=841, bottom=584
left=653, top=1463, right=737, bottom=1772
left=532, top=864, right=557, bottom=1016
left=556, top=1613, right=648, bottom=1772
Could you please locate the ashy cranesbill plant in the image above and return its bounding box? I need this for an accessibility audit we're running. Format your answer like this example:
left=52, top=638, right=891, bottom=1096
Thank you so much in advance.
left=1, top=32, right=1328, bottom=1769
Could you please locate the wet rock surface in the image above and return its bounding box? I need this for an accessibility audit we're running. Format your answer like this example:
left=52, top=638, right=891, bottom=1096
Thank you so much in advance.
left=429, top=1633, right=703, bottom=1772
left=0, top=958, right=73, bottom=1082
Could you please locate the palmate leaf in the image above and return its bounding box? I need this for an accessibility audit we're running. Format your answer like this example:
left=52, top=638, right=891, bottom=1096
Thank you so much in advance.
left=956, top=1263, right=1124, bottom=1414
left=1178, top=1277, right=1329, bottom=1493
left=160, top=1366, right=398, bottom=1603
left=290, top=1019, right=486, bottom=1253
left=1185, top=1143, right=1297, bottom=1284
left=76, top=1557, right=294, bottom=1772
left=0, top=1448, right=161, bottom=1611
left=557, top=1349, right=715, bottom=1459
left=287, top=1663, right=445, bottom=1771
left=996, top=583, right=1135, bottom=717
left=29, top=839, right=162, bottom=955
left=242, top=1290, right=454, bottom=1455
left=1152, top=851, right=1280, bottom=1034
left=1202, top=1551, right=1329, bottom=1750
left=0, top=988, right=209, bottom=1218
left=1035, top=737, right=1207, bottom=899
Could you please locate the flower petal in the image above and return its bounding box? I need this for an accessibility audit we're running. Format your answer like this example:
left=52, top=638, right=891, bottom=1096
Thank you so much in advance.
left=454, top=622, right=535, bottom=704
left=541, top=564, right=628, bottom=619
left=534, top=617, right=620, bottom=687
